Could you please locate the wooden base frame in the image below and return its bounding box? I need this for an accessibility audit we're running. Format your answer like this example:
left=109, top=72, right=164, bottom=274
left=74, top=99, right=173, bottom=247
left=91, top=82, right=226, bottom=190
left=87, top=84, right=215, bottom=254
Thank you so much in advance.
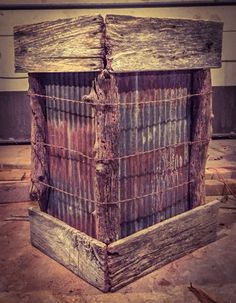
left=29, top=200, right=219, bottom=292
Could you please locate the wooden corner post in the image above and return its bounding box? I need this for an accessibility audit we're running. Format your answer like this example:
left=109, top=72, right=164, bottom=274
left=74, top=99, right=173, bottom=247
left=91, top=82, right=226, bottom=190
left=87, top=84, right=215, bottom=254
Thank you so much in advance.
left=93, top=70, right=120, bottom=244
left=28, top=73, right=49, bottom=211
left=189, top=69, right=212, bottom=209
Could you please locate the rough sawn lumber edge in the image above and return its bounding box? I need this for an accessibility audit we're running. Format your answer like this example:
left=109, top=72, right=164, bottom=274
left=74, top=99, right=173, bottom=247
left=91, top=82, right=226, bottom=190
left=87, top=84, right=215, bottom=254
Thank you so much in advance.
left=28, top=207, right=109, bottom=292
left=189, top=69, right=212, bottom=208
left=105, top=14, right=223, bottom=72
left=93, top=70, right=120, bottom=244
left=28, top=73, right=49, bottom=211
left=107, top=200, right=220, bottom=291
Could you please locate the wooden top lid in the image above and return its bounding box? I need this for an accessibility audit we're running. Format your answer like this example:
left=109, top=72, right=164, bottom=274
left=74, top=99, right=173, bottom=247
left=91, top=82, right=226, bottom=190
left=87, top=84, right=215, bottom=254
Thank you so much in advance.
left=14, top=14, right=223, bottom=73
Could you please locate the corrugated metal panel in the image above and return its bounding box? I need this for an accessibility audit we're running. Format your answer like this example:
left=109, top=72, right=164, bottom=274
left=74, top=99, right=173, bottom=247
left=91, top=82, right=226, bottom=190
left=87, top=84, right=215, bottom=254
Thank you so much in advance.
left=39, top=70, right=192, bottom=240
left=42, top=72, right=98, bottom=238
left=116, top=71, right=192, bottom=238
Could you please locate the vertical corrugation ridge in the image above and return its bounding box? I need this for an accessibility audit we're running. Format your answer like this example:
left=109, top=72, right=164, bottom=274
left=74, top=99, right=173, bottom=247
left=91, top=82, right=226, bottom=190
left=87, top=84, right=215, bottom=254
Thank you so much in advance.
left=115, top=71, right=191, bottom=238
left=44, top=72, right=97, bottom=237
left=43, top=69, right=192, bottom=240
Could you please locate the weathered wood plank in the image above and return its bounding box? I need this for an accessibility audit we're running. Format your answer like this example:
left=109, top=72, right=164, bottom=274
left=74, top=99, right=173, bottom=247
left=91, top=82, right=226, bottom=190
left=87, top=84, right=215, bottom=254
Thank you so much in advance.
left=28, top=207, right=108, bottom=291
left=28, top=73, right=49, bottom=211
left=0, top=181, right=30, bottom=203
left=93, top=70, right=121, bottom=244
left=105, top=15, right=223, bottom=72
left=189, top=69, right=212, bottom=208
left=107, top=200, right=219, bottom=291
left=14, top=15, right=104, bottom=72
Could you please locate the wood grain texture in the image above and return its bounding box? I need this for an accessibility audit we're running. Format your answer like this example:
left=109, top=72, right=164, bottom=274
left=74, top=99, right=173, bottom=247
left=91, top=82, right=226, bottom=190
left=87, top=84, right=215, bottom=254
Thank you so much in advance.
left=28, top=74, right=49, bottom=211
left=14, top=15, right=104, bottom=72
left=14, top=14, right=223, bottom=73
left=189, top=69, right=212, bottom=208
left=105, top=15, right=223, bottom=72
left=107, top=200, right=219, bottom=291
left=93, top=70, right=120, bottom=244
left=29, top=207, right=108, bottom=291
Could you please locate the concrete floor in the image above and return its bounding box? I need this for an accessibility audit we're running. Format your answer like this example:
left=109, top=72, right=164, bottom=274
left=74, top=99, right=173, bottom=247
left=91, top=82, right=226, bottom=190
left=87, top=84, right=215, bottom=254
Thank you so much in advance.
left=0, top=140, right=236, bottom=303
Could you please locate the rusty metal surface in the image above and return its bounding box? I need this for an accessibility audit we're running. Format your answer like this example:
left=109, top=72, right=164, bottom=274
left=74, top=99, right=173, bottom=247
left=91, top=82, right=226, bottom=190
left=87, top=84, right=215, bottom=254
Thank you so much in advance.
left=39, top=71, right=192, bottom=240
left=42, top=72, right=97, bottom=237
left=116, top=71, right=192, bottom=238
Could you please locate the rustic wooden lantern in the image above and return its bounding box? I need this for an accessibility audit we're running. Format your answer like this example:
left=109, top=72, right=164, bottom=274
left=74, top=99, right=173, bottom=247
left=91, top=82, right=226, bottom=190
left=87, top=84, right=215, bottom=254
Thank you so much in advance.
left=14, top=15, right=223, bottom=292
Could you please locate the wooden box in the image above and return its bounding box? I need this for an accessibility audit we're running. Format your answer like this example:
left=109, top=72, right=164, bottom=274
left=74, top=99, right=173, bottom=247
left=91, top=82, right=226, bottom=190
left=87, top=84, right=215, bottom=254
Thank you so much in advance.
left=14, top=15, right=223, bottom=291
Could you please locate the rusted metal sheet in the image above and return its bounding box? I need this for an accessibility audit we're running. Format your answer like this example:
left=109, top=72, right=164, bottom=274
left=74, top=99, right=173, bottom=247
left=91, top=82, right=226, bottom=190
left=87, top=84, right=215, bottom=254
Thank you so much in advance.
left=39, top=70, right=192, bottom=240
left=115, top=71, right=192, bottom=238
left=42, top=72, right=97, bottom=237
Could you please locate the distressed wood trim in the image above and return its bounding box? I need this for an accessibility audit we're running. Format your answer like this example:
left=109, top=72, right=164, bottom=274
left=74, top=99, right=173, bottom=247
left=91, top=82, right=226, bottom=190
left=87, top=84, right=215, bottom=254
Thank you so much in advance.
left=28, top=73, right=49, bottom=211
left=28, top=207, right=109, bottom=291
left=93, top=70, right=121, bottom=244
left=105, top=15, right=223, bottom=72
left=107, top=200, right=219, bottom=291
left=29, top=201, right=219, bottom=292
left=14, top=15, right=105, bottom=72
left=14, top=15, right=223, bottom=73
left=189, top=69, right=212, bottom=208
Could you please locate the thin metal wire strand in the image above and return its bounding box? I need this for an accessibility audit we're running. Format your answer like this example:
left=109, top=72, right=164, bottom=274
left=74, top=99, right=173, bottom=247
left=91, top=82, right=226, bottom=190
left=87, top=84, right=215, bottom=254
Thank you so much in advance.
left=34, top=179, right=194, bottom=205
left=28, top=91, right=212, bottom=107
left=40, top=138, right=210, bottom=162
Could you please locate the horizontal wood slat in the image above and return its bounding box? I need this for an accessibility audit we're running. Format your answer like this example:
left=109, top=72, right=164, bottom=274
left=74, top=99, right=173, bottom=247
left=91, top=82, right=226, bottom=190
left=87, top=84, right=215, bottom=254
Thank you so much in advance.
left=105, top=14, right=223, bottom=72
left=29, top=207, right=108, bottom=291
left=14, top=15, right=105, bottom=72
left=14, top=14, right=223, bottom=73
left=107, top=200, right=219, bottom=291
left=29, top=200, right=219, bottom=292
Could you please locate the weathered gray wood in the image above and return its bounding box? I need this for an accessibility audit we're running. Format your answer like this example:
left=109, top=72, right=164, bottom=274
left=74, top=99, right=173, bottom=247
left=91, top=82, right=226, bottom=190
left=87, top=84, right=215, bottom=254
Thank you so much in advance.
left=14, top=14, right=223, bottom=73
left=28, top=73, right=49, bottom=211
left=93, top=70, right=120, bottom=244
left=14, top=15, right=104, bottom=72
left=0, top=181, right=30, bottom=203
left=28, top=207, right=109, bottom=291
left=107, top=200, right=219, bottom=291
left=189, top=69, right=212, bottom=208
left=105, top=15, right=223, bottom=72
